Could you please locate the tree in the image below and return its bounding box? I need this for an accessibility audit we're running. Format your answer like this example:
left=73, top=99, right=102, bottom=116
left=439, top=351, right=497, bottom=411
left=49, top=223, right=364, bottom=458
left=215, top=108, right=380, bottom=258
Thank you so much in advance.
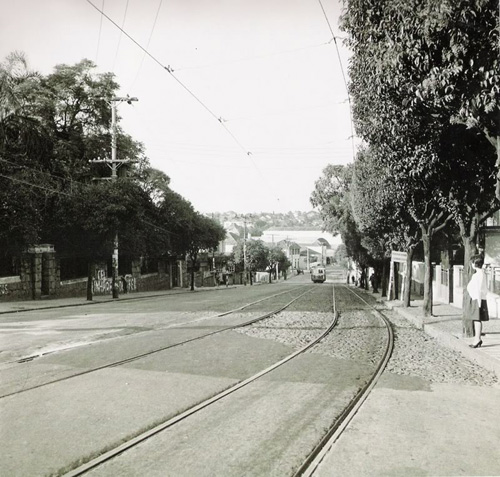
left=233, top=239, right=269, bottom=282
left=0, top=52, right=52, bottom=256
left=268, top=245, right=291, bottom=281
left=185, top=213, right=226, bottom=291
left=341, top=1, right=475, bottom=315
left=310, top=164, right=372, bottom=276
left=411, top=0, right=499, bottom=196
left=351, top=147, right=396, bottom=298
left=436, top=124, right=498, bottom=335
left=0, top=52, right=228, bottom=299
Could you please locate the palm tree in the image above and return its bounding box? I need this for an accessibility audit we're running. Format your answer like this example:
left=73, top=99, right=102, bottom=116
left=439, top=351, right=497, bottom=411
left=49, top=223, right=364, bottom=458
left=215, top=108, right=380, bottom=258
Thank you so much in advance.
left=0, top=51, right=48, bottom=158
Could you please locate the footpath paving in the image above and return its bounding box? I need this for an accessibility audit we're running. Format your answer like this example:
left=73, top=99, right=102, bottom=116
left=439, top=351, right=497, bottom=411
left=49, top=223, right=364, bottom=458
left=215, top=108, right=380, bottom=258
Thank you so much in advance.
left=377, top=293, right=500, bottom=379
left=0, top=287, right=218, bottom=315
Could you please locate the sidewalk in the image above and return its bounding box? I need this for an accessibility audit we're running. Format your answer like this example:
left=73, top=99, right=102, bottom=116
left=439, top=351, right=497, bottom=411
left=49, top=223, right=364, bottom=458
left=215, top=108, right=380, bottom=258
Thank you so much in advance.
left=0, top=287, right=223, bottom=315
left=378, top=294, right=500, bottom=379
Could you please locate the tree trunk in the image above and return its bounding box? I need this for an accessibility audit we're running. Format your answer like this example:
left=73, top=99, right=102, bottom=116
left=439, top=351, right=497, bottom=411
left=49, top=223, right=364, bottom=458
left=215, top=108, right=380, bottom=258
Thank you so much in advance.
left=86, top=261, right=94, bottom=301
left=495, top=135, right=500, bottom=200
left=402, top=246, right=415, bottom=308
left=422, top=231, right=433, bottom=317
left=381, top=258, right=388, bottom=297
left=461, top=235, right=477, bottom=337
left=190, top=253, right=197, bottom=291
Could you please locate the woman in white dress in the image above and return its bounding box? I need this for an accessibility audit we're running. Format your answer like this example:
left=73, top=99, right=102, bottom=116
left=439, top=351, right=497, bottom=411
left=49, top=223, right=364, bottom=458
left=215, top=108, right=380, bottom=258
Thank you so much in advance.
left=465, top=256, right=489, bottom=348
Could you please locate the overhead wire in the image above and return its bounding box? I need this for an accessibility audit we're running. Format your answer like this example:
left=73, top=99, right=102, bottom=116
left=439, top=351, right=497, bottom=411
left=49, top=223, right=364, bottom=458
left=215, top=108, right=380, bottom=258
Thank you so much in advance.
left=0, top=160, right=182, bottom=238
left=95, top=0, right=105, bottom=61
left=130, top=0, right=163, bottom=90
left=0, top=157, right=80, bottom=188
left=85, top=0, right=359, bottom=208
left=175, top=40, right=333, bottom=71
left=317, top=0, right=357, bottom=162
left=224, top=98, right=349, bottom=122
left=0, top=172, right=73, bottom=197
left=86, top=0, right=252, bottom=158
left=112, top=0, right=130, bottom=71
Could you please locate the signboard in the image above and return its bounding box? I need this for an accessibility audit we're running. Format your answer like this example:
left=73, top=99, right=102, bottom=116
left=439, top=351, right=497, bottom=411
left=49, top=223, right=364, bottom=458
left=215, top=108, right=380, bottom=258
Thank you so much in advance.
left=391, top=251, right=407, bottom=263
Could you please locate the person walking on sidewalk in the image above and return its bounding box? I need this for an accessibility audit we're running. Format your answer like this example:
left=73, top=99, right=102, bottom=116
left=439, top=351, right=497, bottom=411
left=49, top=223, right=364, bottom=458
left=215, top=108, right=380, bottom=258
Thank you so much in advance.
left=465, top=255, right=489, bottom=348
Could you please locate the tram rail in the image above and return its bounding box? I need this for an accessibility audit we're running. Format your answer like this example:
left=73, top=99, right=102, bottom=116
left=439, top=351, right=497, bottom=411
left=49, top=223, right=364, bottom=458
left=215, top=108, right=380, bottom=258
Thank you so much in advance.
left=294, top=284, right=394, bottom=476
left=3, top=278, right=393, bottom=477
left=0, top=285, right=313, bottom=399
left=63, top=285, right=338, bottom=476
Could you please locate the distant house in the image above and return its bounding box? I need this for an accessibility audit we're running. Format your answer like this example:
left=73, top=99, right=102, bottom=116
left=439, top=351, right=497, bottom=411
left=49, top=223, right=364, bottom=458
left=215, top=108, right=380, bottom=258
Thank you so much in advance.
left=262, top=229, right=340, bottom=270
left=277, top=240, right=301, bottom=269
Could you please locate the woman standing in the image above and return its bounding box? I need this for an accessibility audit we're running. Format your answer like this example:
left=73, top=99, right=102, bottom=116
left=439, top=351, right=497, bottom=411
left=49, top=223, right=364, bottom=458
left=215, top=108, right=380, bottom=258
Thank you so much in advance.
left=465, top=256, right=489, bottom=348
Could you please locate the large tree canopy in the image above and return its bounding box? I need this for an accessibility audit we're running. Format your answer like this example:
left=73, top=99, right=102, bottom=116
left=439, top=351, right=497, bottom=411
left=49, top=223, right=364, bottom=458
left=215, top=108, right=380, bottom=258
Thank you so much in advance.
left=307, top=1, right=499, bottom=319
left=0, top=53, right=223, bottom=280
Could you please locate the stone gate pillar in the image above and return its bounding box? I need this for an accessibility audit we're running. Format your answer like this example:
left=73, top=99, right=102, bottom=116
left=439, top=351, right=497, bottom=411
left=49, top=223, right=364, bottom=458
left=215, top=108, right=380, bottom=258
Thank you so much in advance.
left=26, top=244, right=55, bottom=299
left=42, top=249, right=57, bottom=296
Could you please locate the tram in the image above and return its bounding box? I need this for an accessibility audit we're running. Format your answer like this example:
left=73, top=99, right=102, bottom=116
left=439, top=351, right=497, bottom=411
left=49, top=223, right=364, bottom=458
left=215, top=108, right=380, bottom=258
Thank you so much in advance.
left=310, top=266, right=326, bottom=283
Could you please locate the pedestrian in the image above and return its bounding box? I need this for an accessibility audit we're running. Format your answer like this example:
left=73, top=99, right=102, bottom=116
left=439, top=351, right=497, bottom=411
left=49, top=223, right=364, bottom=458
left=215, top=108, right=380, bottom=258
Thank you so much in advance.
left=121, top=275, right=128, bottom=293
left=360, top=270, right=366, bottom=288
left=465, top=255, right=489, bottom=348
left=370, top=272, right=379, bottom=293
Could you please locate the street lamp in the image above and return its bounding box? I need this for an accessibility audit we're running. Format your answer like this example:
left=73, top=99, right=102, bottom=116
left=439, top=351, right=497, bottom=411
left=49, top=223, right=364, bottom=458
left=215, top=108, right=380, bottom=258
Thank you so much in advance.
left=236, top=214, right=251, bottom=286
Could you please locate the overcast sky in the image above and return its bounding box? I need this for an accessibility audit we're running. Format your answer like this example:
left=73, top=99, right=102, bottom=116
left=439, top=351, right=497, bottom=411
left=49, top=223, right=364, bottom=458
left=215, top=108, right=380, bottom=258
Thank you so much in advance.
left=0, top=0, right=356, bottom=214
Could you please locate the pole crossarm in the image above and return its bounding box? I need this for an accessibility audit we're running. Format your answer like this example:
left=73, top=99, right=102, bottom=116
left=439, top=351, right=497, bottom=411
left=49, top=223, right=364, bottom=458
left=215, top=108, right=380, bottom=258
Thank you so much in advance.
left=88, top=95, right=138, bottom=299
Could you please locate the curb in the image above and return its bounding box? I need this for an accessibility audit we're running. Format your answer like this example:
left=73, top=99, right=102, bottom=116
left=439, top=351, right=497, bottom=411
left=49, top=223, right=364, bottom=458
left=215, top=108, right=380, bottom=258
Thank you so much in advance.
left=380, top=298, right=500, bottom=380
left=0, top=286, right=238, bottom=316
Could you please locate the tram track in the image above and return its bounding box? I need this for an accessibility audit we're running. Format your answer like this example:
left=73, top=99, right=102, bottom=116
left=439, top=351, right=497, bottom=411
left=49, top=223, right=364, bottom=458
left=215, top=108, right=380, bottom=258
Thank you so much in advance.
left=2, top=278, right=393, bottom=477
left=63, top=285, right=339, bottom=477
left=294, top=284, right=394, bottom=476
left=0, top=285, right=313, bottom=399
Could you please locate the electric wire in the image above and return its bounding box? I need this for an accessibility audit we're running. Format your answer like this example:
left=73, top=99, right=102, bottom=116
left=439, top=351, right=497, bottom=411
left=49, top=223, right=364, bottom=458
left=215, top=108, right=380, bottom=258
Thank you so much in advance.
left=0, top=157, right=80, bottom=187
left=0, top=155, right=183, bottom=237
left=224, top=98, right=349, bottom=122
left=130, top=0, right=163, bottom=90
left=317, top=0, right=356, bottom=162
left=85, top=0, right=251, bottom=157
left=175, top=40, right=333, bottom=72
left=95, top=0, right=105, bottom=61
left=84, top=0, right=353, bottom=207
left=112, top=0, right=130, bottom=72
left=0, top=169, right=182, bottom=238
left=0, top=172, right=73, bottom=197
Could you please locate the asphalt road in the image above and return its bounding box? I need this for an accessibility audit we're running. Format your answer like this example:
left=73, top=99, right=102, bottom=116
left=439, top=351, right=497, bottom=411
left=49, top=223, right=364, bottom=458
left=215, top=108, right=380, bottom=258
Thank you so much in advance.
left=3, top=276, right=499, bottom=477
left=2, top=278, right=342, bottom=476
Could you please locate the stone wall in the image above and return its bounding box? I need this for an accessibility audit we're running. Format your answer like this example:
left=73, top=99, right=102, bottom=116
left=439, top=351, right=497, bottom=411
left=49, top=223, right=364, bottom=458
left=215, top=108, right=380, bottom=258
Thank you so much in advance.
left=135, top=273, right=170, bottom=292
left=58, top=278, right=88, bottom=298
left=0, top=275, right=30, bottom=301
left=0, top=253, right=176, bottom=302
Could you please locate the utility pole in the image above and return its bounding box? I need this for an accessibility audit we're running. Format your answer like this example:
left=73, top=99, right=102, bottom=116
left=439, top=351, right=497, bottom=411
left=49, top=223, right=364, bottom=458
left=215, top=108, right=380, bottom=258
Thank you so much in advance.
left=90, top=95, right=138, bottom=299
left=237, top=214, right=252, bottom=286
left=243, top=216, right=247, bottom=286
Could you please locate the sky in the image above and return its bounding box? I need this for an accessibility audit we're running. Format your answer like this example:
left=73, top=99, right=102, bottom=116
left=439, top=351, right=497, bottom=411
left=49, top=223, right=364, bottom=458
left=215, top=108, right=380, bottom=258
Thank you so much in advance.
left=0, top=0, right=356, bottom=214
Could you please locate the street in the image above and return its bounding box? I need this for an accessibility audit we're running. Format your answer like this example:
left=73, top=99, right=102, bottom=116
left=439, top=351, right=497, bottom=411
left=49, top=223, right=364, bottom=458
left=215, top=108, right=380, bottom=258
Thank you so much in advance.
left=1, top=279, right=500, bottom=476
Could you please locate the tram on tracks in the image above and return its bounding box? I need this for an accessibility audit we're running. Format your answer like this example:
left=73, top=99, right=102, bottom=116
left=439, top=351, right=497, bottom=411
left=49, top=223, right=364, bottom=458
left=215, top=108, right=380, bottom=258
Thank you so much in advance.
left=310, top=266, right=326, bottom=283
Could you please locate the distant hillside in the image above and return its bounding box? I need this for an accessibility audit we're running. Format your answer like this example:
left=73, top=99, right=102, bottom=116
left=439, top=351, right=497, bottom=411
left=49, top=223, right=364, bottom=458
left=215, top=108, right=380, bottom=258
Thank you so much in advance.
left=207, top=211, right=324, bottom=230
